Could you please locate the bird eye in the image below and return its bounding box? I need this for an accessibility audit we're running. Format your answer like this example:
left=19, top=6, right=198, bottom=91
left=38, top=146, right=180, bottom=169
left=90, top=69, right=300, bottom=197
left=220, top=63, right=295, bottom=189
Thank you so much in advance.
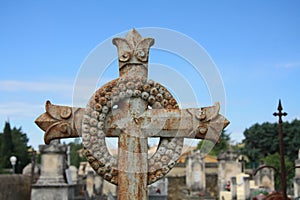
left=119, top=51, right=130, bottom=62
left=197, top=126, right=207, bottom=135
left=137, top=49, right=145, bottom=57
left=196, top=109, right=206, bottom=120
left=135, top=49, right=148, bottom=62
left=60, top=107, right=72, bottom=119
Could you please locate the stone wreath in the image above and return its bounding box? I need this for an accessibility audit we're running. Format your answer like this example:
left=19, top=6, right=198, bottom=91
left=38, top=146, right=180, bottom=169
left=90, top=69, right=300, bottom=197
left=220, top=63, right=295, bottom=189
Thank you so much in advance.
left=82, top=76, right=184, bottom=185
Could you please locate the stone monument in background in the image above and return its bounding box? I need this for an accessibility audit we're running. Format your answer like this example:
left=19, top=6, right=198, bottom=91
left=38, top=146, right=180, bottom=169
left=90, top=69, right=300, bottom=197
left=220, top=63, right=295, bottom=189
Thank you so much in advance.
left=294, top=149, right=300, bottom=198
left=186, top=150, right=206, bottom=192
left=236, top=173, right=250, bottom=200
left=31, top=140, right=74, bottom=200
left=254, top=165, right=274, bottom=192
left=217, top=149, right=241, bottom=192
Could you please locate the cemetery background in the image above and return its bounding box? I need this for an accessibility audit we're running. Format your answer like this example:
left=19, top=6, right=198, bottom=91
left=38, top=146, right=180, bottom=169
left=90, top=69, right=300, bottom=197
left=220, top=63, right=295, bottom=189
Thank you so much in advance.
left=1, top=119, right=300, bottom=199
left=1, top=1, right=300, bottom=199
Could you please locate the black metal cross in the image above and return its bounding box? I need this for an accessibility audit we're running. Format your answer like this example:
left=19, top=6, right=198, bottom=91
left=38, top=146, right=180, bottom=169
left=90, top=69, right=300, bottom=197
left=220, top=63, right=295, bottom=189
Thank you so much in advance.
left=273, top=99, right=288, bottom=199
left=273, top=99, right=288, bottom=123
left=255, top=100, right=288, bottom=199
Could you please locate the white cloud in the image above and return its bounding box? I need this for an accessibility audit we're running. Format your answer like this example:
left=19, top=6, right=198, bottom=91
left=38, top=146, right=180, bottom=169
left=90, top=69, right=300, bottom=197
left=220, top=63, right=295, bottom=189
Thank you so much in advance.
left=0, top=80, right=72, bottom=92
left=0, top=102, right=44, bottom=118
left=0, top=78, right=116, bottom=107
left=277, top=62, right=300, bottom=69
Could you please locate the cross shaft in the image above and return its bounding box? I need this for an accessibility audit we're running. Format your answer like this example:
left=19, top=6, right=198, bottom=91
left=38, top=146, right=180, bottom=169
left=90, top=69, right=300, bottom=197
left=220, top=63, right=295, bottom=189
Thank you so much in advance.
left=101, top=29, right=151, bottom=199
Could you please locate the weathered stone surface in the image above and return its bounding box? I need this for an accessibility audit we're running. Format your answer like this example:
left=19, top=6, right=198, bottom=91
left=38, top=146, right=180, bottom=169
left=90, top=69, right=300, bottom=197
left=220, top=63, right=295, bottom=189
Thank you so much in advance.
left=31, top=140, right=74, bottom=200
left=31, top=186, right=71, bottom=200
left=254, top=166, right=274, bottom=191
left=0, top=174, right=31, bottom=200
left=186, top=150, right=206, bottom=191
left=217, top=150, right=241, bottom=193
left=69, top=165, right=78, bottom=184
left=35, top=29, right=230, bottom=200
left=294, top=149, right=300, bottom=198
left=168, top=176, right=188, bottom=200
left=35, top=142, right=67, bottom=185
left=206, top=173, right=218, bottom=197
left=22, top=162, right=40, bottom=183
left=236, top=173, right=250, bottom=200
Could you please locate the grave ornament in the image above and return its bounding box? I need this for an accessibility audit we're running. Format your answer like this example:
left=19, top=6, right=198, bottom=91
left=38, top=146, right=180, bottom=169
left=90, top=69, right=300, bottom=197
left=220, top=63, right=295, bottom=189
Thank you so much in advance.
left=36, top=29, right=229, bottom=200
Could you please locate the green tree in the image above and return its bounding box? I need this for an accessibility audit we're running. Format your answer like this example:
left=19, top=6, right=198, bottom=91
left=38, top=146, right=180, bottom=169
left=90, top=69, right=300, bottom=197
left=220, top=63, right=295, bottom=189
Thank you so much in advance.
left=0, top=122, right=31, bottom=173
left=242, top=119, right=300, bottom=166
left=11, top=126, right=31, bottom=173
left=197, top=130, right=231, bottom=156
left=0, top=122, right=14, bottom=169
left=242, top=119, right=300, bottom=191
left=69, top=138, right=86, bottom=168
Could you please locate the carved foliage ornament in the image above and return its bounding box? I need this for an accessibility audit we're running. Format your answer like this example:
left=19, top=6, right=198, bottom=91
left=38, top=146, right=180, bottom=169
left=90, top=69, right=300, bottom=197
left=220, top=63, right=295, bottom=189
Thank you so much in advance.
left=112, top=29, right=154, bottom=69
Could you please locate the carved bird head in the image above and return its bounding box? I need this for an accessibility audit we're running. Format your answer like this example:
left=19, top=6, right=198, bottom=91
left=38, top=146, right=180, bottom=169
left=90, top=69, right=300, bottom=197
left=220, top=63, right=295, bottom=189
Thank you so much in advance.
left=113, top=29, right=154, bottom=78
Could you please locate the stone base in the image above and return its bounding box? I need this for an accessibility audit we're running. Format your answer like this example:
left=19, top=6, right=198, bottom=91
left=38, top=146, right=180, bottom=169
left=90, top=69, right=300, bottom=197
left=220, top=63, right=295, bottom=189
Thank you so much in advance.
left=107, top=195, right=168, bottom=200
left=31, top=184, right=74, bottom=200
left=35, top=175, right=66, bottom=185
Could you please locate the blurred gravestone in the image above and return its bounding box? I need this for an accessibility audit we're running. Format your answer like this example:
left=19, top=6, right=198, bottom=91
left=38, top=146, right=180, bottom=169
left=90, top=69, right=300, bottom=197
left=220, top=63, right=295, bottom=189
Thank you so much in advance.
left=217, top=150, right=241, bottom=193
left=31, top=140, right=74, bottom=200
left=236, top=173, right=250, bottom=200
left=254, top=166, right=275, bottom=191
left=186, top=150, right=206, bottom=192
left=294, top=149, right=300, bottom=198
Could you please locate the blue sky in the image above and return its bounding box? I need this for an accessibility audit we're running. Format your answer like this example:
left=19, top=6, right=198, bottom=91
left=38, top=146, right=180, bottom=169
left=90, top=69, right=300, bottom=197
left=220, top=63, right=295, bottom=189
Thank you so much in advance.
left=1, top=1, right=300, bottom=149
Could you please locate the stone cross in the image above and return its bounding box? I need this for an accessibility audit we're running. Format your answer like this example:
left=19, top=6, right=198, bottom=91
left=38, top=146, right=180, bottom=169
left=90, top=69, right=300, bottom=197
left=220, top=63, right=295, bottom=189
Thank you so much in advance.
left=35, top=29, right=229, bottom=200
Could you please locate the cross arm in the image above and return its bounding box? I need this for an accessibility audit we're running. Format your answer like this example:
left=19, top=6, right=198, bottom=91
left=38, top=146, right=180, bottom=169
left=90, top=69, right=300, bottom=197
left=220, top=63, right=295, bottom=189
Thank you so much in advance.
left=36, top=101, right=229, bottom=144
left=106, top=102, right=229, bottom=143
left=141, top=104, right=229, bottom=143
left=35, top=101, right=84, bottom=144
